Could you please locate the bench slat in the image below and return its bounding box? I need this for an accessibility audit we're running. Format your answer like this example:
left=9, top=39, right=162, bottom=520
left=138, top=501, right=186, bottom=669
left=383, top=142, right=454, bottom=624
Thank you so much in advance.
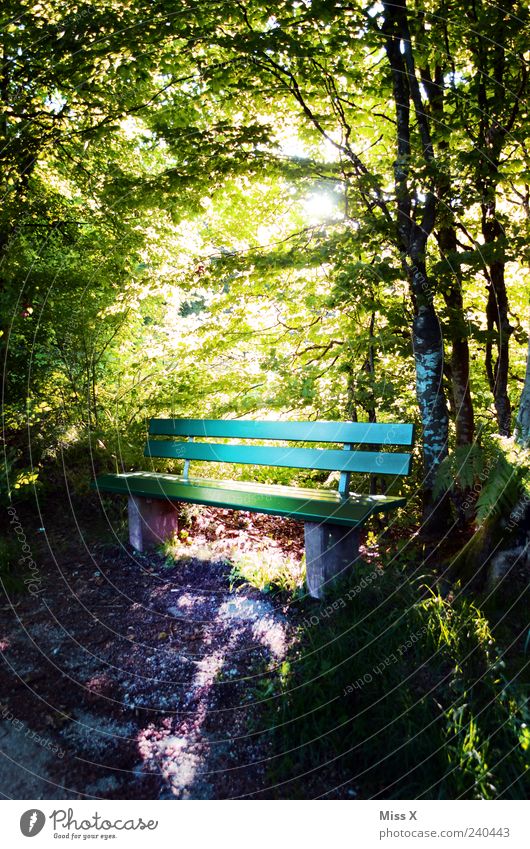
left=92, top=472, right=407, bottom=527
left=149, top=418, right=414, bottom=446
left=144, top=439, right=412, bottom=476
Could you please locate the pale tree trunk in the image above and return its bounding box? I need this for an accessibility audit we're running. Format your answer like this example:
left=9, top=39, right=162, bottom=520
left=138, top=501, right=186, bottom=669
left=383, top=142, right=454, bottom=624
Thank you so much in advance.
left=382, top=0, right=451, bottom=533
left=410, top=269, right=450, bottom=530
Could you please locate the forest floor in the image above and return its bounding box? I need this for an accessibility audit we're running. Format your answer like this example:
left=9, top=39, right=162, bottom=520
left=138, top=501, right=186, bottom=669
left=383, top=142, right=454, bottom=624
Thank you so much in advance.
left=3, top=495, right=528, bottom=800
left=0, top=499, right=309, bottom=799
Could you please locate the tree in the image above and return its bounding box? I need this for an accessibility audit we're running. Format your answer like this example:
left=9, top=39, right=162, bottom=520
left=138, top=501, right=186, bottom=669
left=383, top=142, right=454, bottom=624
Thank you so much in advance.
left=466, top=0, right=528, bottom=436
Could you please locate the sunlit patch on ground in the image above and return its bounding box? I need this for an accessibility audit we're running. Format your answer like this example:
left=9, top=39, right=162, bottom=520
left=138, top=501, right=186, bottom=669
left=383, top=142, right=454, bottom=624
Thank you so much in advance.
left=134, top=567, right=290, bottom=799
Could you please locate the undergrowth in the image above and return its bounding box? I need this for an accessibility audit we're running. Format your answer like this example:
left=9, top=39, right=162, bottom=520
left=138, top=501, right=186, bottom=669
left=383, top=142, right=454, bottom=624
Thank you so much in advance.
left=0, top=535, right=27, bottom=593
left=252, top=560, right=529, bottom=799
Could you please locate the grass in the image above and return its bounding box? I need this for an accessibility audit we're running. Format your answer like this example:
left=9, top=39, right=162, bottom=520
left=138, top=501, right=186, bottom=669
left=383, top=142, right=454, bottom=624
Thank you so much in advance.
left=242, top=555, right=529, bottom=799
left=229, top=547, right=305, bottom=596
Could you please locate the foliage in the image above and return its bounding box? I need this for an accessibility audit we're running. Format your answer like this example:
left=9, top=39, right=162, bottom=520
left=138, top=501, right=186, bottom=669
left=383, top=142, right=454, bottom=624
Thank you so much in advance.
left=434, top=443, right=491, bottom=498
left=0, top=536, right=27, bottom=593
left=434, top=440, right=530, bottom=525
left=260, top=564, right=528, bottom=799
left=475, top=451, right=530, bottom=526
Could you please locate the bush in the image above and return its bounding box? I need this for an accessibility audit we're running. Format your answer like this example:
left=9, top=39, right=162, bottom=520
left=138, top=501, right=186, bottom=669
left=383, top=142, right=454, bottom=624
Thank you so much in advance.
left=0, top=534, right=27, bottom=594
left=260, top=563, right=528, bottom=799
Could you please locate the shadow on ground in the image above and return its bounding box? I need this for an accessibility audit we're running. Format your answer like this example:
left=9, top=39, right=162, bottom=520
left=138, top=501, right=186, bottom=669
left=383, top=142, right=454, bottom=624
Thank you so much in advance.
left=0, top=504, right=301, bottom=799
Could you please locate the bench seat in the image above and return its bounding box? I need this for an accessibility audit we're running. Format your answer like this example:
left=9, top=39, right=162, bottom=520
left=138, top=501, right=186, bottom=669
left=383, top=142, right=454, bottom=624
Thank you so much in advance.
left=93, top=471, right=407, bottom=527
left=92, top=418, right=414, bottom=599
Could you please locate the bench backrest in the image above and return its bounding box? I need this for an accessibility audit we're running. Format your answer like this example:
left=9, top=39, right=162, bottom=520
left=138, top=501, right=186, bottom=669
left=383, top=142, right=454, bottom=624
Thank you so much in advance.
left=144, top=418, right=414, bottom=497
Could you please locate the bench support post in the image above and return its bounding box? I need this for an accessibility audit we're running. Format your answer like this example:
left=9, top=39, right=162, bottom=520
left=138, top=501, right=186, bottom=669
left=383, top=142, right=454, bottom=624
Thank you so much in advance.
left=128, top=495, right=179, bottom=552
left=304, top=522, right=361, bottom=599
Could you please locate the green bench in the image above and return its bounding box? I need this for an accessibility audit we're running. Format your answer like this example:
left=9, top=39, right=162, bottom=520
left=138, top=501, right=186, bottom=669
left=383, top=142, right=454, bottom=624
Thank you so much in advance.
left=92, top=418, right=414, bottom=598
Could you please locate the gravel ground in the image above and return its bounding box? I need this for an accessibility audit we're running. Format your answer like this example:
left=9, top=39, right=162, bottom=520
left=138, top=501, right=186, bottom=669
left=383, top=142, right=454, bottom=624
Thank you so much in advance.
left=0, top=503, right=304, bottom=799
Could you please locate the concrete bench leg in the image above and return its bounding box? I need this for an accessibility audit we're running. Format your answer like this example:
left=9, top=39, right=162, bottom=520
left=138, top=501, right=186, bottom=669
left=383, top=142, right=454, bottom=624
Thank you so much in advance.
left=304, top=522, right=361, bottom=599
left=128, top=495, right=179, bottom=552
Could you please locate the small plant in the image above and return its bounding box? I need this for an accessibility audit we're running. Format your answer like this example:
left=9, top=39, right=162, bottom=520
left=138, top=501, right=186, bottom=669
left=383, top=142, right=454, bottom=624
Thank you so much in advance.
left=475, top=450, right=528, bottom=525
left=229, top=547, right=305, bottom=595
left=444, top=705, right=493, bottom=798
left=179, top=502, right=203, bottom=526
left=434, top=443, right=489, bottom=498
left=158, top=528, right=194, bottom=565
left=434, top=440, right=530, bottom=526
left=0, top=449, right=40, bottom=506
left=159, top=533, right=180, bottom=564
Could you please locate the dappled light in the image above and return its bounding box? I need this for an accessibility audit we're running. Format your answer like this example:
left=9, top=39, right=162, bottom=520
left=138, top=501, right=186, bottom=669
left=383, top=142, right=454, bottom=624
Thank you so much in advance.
left=136, top=568, right=289, bottom=799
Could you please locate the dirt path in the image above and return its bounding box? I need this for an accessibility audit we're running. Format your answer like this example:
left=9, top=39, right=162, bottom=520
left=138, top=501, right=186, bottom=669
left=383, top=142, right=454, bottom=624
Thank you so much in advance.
left=0, top=505, right=302, bottom=799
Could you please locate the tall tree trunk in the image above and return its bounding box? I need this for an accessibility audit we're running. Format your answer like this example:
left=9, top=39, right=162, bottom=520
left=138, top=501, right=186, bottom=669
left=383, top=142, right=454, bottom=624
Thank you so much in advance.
left=437, top=228, right=475, bottom=447
left=410, top=264, right=450, bottom=525
left=424, top=57, right=475, bottom=448
left=471, top=3, right=516, bottom=437
left=383, top=0, right=451, bottom=533
left=483, top=218, right=513, bottom=435
left=446, top=290, right=475, bottom=446
left=414, top=15, right=475, bottom=530
left=515, top=330, right=530, bottom=446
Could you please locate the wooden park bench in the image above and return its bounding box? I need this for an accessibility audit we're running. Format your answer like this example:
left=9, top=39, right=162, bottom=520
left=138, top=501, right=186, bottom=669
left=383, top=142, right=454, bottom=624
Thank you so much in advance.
left=92, top=418, right=414, bottom=599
